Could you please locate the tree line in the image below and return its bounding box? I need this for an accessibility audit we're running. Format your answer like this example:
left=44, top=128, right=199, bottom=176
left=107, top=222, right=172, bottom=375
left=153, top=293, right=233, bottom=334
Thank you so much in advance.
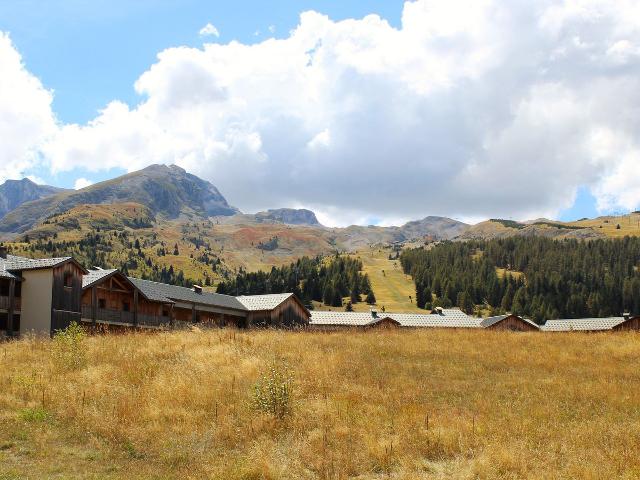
left=216, top=254, right=375, bottom=308
left=400, top=237, right=640, bottom=322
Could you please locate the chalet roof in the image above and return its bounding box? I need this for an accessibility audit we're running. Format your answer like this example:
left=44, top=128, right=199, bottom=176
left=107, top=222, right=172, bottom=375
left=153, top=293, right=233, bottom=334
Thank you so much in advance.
left=0, top=254, right=88, bottom=277
left=82, top=269, right=118, bottom=289
left=83, top=269, right=174, bottom=304
left=128, top=277, right=245, bottom=310
left=4, top=254, right=77, bottom=271
left=541, top=317, right=626, bottom=332
left=391, top=312, right=483, bottom=328
left=481, top=314, right=540, bottom=329
left=367, top=316, right=401, bottom=326
left=309, top=311, right=379, bottom=327
left=236, top=293, right=294, bottom=311
left=309, top=308, right=481, bottom=328
left=0, top=258, right=18, bottom=279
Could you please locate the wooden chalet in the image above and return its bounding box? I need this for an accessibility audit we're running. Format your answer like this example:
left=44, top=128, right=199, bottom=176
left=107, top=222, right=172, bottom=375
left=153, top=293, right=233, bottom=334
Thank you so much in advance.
left=309, top=308, right=482, bottom=330
left=366, top=316, right=401, bottom=329
left=81, top=273, right=311, bottom=330
left=480, top=314, right=539, bottom=331
left=0, top=247, right=87, bottom=336
left=81, top=269, right=173, bottom=328
left=612, top=315, right=640, bottom=331
left=541, top=316, right=635, bottom=332
left=236, top=293, right=310, bottom=327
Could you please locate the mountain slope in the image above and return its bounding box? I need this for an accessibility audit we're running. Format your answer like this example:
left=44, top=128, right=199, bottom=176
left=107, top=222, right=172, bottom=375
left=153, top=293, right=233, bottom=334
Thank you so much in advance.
left=0, top=164, right=239, bottom=234
left=334, top=216, right=469, bottom=250
left=456, top=218, right=603, bottom=240
left=254, top=208, right=320, bottom=225
left=0, top=178, right=66, bottom=219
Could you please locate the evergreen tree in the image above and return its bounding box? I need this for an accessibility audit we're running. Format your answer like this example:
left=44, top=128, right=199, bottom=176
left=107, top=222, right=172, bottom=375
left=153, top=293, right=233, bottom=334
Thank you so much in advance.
left=366, top=291, right=376, bottom=305
left=400, top=236, right=640, bottom=322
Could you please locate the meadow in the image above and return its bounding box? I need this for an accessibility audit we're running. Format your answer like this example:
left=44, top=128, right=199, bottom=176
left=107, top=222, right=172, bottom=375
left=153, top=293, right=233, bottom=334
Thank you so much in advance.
left=315, top=248, right=422, bottom=313
left=1, top=328, right=640, bottom=479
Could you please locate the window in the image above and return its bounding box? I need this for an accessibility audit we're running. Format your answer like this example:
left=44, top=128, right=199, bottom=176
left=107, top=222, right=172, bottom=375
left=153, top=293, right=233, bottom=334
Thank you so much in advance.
left=98, top=299, right=106, bottom=309
left=123, top=302, right=130, bottom=312
left=63, top=272, right=73, bottom=288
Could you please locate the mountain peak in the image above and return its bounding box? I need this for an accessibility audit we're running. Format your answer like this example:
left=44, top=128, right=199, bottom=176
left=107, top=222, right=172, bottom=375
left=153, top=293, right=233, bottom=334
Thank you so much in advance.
left=0, top=165, right=239, bottom=234
left=0, top=178, right=66, bottom=221
left=140, top=163, right=185, bottom=174
left=254, top=208, right=320, bottom=226
left=3, top=178, right=37, bottom=186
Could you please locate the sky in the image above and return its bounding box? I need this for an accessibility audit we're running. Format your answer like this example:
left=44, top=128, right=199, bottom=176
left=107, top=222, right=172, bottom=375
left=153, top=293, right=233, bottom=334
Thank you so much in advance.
left=1, top=0, right=640, bottom=226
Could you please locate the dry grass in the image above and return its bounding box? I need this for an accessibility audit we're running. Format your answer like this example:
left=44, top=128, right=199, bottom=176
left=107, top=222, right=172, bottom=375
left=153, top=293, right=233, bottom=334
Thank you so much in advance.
left=569, top=213, right=640, bottom=238
left=357, top=248, right=421, bottom=313
left=2, top=328, right=640, bottom=479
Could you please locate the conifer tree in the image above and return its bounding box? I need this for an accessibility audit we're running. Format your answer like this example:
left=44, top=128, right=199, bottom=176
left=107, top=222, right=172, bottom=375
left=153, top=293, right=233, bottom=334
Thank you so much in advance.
left=366, top=291, right=376, bottom=305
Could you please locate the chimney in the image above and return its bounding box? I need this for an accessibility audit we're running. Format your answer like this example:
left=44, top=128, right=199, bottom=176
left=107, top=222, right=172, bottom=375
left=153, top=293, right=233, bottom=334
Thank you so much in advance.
left=370, top=307, right=378, bottom=318
left=193, top=285, right=203, bottom=294
left=0, top=245, right=7, bottom=259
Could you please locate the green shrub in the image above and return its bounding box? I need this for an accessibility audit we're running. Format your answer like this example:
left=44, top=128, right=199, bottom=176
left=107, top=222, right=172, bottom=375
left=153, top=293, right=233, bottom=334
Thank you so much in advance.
left=251, top=360, right=294, bottom=420
left=51, top=322, right=87, bottom=370
left=19, top=407, right=51, bottom=423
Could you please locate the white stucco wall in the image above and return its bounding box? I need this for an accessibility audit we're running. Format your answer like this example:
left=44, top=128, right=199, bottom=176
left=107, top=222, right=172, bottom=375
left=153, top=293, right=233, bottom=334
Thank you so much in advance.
left=20, top=269, right=53, bottom=336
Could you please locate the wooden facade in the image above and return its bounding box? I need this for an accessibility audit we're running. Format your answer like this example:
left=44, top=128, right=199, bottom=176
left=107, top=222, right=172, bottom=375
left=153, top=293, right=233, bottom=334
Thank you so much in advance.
left=81, top=272, right=172, bottom=328
left=247, top=296, right=310, bottom=328
left=51, top=261, right=85, bottom=333
left=172, top=303, right=247, bottom=328
left=0, top=277, right=20, bottom=336
left=484, top=314, right=539, bottom=332
left=366, top=317, right=401, bottom=329
left=612, top=316, right=640, bottom=331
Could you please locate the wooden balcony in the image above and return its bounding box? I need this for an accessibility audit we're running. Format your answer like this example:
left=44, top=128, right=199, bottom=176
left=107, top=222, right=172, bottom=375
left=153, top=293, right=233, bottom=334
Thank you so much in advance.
left=81, top=305, right=169, bottom=328
left=0, top=295, right=20, bottom=312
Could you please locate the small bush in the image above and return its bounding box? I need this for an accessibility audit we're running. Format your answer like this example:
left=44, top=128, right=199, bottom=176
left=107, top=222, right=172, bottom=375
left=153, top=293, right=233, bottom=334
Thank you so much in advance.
left=19, top=407, right=51, bottom=423
left=252, top=360, right=294, bottom=420
left=51, top=322, right=87, bottom=371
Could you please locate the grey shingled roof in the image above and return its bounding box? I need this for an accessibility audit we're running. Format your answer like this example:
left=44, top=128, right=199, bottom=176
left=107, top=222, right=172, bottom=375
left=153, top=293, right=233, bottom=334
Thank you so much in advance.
left=82, top=269, right=118, bottom=289
left=128, top=277, right=245, bottom=310
left=391, top=311, right=483, bottom=328
left=481, top=314, right=540, bottom=329
left=0, top=257, right=18, bottom=280
left=309, top=312, right=375, bottom=326
left=541, top=317, right=626, bottom=332
left=4, top=254, right=75, bottom=271
left=309, top=308, right=481, bottom=328
left=236, top=293, right=294, bottom=311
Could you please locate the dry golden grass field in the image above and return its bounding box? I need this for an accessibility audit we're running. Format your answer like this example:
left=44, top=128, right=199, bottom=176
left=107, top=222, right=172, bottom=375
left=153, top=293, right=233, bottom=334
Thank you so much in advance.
left=2, top=328, right=640, bottom=479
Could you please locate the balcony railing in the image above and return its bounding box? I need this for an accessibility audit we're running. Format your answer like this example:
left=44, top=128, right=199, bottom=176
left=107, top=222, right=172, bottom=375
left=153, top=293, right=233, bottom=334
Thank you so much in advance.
left=81, top=305, right=170, bottom=328
left=0, top=296, right=20, bottom=311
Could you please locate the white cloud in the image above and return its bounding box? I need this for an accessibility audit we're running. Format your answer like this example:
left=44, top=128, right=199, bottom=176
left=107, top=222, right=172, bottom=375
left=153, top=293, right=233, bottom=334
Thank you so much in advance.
left=0, top=33, right=56, bottom=183
left=199, top=23, right=219, bottom=38
left=73, top=178, right=93, bottom=190
left=25, top=175, right=46, bottom=185
left=4, top=1, right=640, bottom=225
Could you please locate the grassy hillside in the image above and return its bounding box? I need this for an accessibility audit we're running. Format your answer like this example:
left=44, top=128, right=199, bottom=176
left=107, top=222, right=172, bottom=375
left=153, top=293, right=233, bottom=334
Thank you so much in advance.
left=357, top=246, right=421, bottom=312
left=6, top=207, right=338, bottom=287
left=2, top=329, right=640, bottom=479
left=568, top=212, right=640, bottom=238
left=310, top=247, right=422, bottom=313
left=459, top=213, right=640, bottom=241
